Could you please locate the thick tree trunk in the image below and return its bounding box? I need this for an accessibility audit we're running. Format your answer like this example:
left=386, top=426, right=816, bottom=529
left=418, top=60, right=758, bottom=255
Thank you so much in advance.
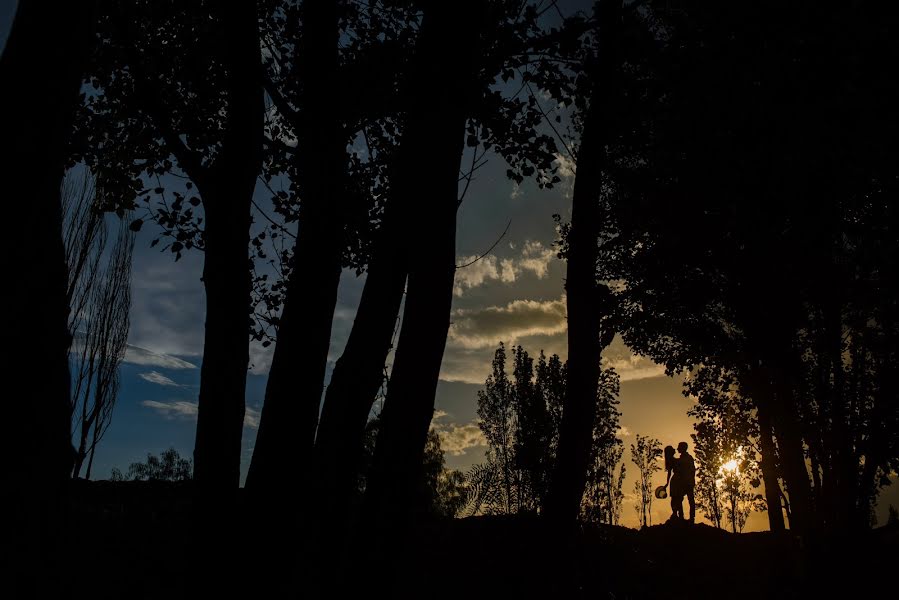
left=246, top=0, right=344, bottom=496
left=545, top=0, right=621, bottom=525
left=3, top=0, right=94, bottom=488
left=193, top=184, right=253, bottom=488
left=2, top=1, right=96, bottom=594
left=192, top=2, right=263, bottom=490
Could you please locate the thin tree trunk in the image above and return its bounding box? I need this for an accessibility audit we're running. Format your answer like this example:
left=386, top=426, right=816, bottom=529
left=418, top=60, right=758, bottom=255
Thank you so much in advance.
left=751, top=379, right=787, bottom=532
left=311, top=198, right=408, bottom=523
left=769, top=373, right=814, bottom=533
left=545, top=0, right=621, bottom=525
left=247, top=0, right=345, bottom=496
left=192, top=2, right=263, bottom=490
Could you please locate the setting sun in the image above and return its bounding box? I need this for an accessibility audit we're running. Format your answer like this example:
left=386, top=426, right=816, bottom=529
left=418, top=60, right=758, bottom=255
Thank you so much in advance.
left=720, top=458, right=739, bottom=474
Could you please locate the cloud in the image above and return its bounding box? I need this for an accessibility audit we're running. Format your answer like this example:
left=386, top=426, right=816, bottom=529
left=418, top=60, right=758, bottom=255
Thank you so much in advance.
left=141, top=399, right=198, bottom=419
left=454, top=255, right=516, bottom=297
left=448, top=297, right=567, bottom=350
left=617, top=425, right=632, bottom=438
left=124, top=344, right=198, bottom=370
left=454, top=241, right=557, bottom=297
left=437, top=423, right=487, bottom=456
left=431, top=412, right=486, bottom=456
left=249, top=342, right=275, bottom=375
left=243, top=406, right=261, bottom=430
left=127, top=253, right=206, bottom=361
left=141, top=399, right=261, bottom=429
left=553, top=153, right=576, bottom=179
left=139, top=371, right=180, bottom=387
left=552, top=153, right=577, bottom=199
left=517, top=240, right=556, bottom=278
left=602, top=335, right=666, bottom=381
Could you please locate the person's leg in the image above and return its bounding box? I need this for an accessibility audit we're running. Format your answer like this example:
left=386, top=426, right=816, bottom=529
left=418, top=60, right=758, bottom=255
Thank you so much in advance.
left=687, top=488, right=695, bottom=523
left=673, top=493, right=684, bottom=520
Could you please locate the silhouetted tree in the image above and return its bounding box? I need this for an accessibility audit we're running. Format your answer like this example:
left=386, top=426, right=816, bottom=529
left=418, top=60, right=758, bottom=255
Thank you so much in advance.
left=692, top=421, right=725, bottom=530
left=583, top=442, right=626, bottom=526
left=354, top=416, right=467, bottom=519
left=545, top=0, right=624, bottom=527
left=63, top=171, right=134, bottom=479
left=468, top=343, right=620, bottom=518
left=312, top=2, right=570, bottom=558
left=420, top=429, right=469, bottom=519
left=247, top=0, right=349, bottom=499
left=582, top=366, right=625, bottom=526
left=688, top=365, right=771, bottom=530
left=719, top=460, right=765, bottom=534
left=581, top=1, right=899, bottom=535
left=631, top=434, right=661, bottom=528
left=76, top=0, right=264, bottom=490
left=111, top=448, right=193, bottom=482
left=471, top=343, right=519, bottom=514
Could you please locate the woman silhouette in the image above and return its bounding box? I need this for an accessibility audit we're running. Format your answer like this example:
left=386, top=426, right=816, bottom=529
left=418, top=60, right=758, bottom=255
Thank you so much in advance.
left=664, top=445, right=683, bottom=520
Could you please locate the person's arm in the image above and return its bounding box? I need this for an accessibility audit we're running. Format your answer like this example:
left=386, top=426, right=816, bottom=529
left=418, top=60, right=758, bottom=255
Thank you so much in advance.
left=665, top=468, right=672, bottom=487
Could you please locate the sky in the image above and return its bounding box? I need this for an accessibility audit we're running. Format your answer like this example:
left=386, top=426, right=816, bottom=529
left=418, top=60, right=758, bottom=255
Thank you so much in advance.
left=3, top=0, right=896, bottom=532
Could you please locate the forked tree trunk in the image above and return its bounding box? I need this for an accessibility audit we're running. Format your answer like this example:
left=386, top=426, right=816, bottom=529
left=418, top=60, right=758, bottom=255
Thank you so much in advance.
left=355, top=2, right=478, bottom=590
left=246, top=0, right=344, bottom=497
left=312, top=194, right=408, bottom=525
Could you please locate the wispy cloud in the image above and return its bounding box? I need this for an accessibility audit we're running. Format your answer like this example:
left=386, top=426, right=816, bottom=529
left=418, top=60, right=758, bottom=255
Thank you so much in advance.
left=553, top=153, right=577, bottom=199
left=141, top=399, right=261, bottom=429
left=124, top=345, right=197, bottom=370
left=138, top=371, right=180, bottom=387
left=448, top=296, right=567, bottom=350
left=243, top=406, right=261, bottom=430
left=431, top=411, right=486, bottom=456
left=141, top=399, right=198, bottom=419
left=454, top=240, right=557, bottom=297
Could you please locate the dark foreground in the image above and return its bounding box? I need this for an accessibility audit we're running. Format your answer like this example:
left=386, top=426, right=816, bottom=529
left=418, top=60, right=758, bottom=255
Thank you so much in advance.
left=38, top=481, right=899, bottom=599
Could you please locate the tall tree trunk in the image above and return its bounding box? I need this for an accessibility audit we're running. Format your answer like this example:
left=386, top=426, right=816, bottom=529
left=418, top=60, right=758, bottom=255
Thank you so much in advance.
left=246, top=0, right=344, bottom=496
left=3, top=0, right=94, bottom=486
left=192, top=2, right=263, bottom=490
left=755, top=396, right=786, bottom=531
left=742, top=270, right=814, bottom=533
left=2, top=1, right=96, bottom=594
left=545, top=0, right=621, bottom=525
left=354, top=2, right=478, bottom=589
left=311, top=195, right=408, bottom=526
left=768, top=371, right=815, bottom=533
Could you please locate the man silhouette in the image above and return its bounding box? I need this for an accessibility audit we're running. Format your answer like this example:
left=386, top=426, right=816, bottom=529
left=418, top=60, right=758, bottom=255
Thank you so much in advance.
left=673, top=441, right=696, bottom=523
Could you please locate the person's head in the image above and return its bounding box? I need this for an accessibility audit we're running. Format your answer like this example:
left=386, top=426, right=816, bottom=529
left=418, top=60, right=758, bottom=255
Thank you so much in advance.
left=678, top=441, right=689, bottom=454
left=664, top=445, right=676, bottom=470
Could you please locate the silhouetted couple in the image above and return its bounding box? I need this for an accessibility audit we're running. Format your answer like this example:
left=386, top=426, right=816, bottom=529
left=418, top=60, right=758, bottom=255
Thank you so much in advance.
left=664, top=442, right=696, bottom=524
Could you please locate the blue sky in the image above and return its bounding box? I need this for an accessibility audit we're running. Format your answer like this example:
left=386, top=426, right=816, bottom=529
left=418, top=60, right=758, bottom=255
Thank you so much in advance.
left=3, top=0, right=896, bottom=531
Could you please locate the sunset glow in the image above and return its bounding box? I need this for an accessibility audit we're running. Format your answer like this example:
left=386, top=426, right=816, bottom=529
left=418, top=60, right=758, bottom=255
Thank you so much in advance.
left=720, top=458, right=739, bottom=474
